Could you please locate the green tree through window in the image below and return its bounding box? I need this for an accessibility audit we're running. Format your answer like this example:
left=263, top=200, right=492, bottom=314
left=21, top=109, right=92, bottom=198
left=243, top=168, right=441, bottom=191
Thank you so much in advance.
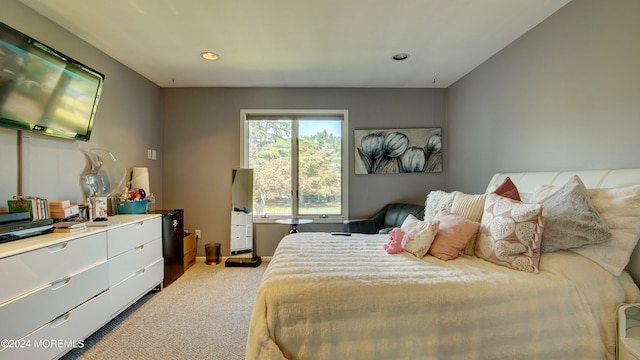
left=242, top=110, right=347, bottom=221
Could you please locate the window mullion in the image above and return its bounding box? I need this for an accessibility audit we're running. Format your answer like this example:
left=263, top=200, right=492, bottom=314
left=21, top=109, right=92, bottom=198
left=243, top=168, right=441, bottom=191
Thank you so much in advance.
left=291, top=119, right=299, bottom=217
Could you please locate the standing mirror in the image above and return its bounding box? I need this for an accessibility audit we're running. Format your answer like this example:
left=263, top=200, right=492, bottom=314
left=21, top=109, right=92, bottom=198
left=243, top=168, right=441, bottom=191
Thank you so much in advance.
left=227, top=168, right=261, bottom=267
left=232, top=168, right=253, bottom=213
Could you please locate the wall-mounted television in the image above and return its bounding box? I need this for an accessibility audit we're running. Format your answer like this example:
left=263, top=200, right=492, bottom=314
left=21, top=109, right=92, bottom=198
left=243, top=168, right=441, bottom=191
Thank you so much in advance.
left=0, top=21, right=104, bottom=141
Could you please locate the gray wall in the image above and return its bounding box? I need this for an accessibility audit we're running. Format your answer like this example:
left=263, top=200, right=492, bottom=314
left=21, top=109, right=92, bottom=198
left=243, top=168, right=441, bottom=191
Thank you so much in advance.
left=446, top=0, right=640, bottom=194
left=0, top=1, right=162, bottom=209
left=161, top=88, right=446, bottom=256
left=3, top=0, right=639, bottom=259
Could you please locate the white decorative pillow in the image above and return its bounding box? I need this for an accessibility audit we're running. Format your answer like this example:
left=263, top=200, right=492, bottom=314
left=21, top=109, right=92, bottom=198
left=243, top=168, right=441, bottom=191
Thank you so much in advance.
left=533, top=175, right=611, bottom=252
left=569, top=185, right=640, bottom=276
left=401, top=214, right=439, bottom=258
left=475, top=193, right=544, bottom=273
left=530, top=185, right=559, bottom=203
left=519, top=193, right=533, bottom=203
left=451, top=192, right=486, bottom=222
left=424, top=190, right=458, bottom=222
left=450, top=192, right=486, bottom=256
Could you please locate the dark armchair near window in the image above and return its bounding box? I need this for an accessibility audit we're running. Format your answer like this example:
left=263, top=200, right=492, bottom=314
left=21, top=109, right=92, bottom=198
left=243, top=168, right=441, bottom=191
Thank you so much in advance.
left=343, top=203, right=426, bottom=234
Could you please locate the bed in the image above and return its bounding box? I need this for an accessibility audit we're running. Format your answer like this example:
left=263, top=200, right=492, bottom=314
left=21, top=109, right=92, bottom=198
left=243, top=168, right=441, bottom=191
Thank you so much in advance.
left=246, top=169, right=640, bottom=360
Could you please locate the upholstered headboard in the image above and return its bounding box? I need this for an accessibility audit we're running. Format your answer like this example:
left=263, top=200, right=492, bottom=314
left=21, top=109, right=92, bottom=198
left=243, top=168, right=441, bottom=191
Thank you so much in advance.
left=486, top=168, right=640, bottom=287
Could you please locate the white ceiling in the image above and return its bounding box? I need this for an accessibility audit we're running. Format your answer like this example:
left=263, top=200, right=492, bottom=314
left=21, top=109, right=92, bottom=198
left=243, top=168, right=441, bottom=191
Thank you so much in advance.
left=19, top=0, right=571, bottom=88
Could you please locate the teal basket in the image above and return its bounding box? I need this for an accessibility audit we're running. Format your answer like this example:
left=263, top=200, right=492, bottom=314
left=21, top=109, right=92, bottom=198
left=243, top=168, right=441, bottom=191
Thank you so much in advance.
left=116, top=200, right=148, bottom=214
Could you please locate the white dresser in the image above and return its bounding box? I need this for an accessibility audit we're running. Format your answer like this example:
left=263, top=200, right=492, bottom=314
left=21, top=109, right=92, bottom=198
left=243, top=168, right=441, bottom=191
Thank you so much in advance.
left=0, top=214, right=162, bottom=360
left=230, top=211, right=253, bottom=257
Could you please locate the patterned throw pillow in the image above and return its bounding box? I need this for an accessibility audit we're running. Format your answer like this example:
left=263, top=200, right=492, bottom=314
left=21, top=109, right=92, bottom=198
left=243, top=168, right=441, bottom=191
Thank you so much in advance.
left=423, top=190, right=457, bottom=222
left=532, top=175, right=611, bottom=252
left=428, top=209, right=480, bottom=261
left=401, top=214, right=439, bottom=258
left=475, top=193, right=544, bottom=273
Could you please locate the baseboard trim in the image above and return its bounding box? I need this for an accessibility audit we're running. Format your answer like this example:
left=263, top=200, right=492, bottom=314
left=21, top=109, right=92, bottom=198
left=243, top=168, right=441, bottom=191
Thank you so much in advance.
left=196, top=256, right=272, bottom=263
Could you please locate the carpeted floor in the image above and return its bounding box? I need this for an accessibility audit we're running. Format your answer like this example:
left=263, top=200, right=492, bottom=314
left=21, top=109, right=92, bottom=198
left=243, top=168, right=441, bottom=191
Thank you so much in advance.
left=62, top=260, right=267, bottom=360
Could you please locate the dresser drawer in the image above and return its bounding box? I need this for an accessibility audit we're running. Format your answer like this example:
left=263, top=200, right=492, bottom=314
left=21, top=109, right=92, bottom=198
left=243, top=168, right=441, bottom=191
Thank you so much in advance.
left=107, top=217, right=161, bottom=258
left=231, top=212, right=251, bottom=226
left=231, top=223, right=252, bottom=238
left=109, top=238, right=162, bottom=286
left=109, top=258, right=163, bottom=317
left=0, top=232, right=107, bottom=304
left=0, top=261, right=108, bottom=342
left=0, top=290, right=110, bottom=360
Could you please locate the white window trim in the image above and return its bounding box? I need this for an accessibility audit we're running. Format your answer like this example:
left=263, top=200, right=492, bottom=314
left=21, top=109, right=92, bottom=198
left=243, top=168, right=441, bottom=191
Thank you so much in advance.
left=240, top=109, right=349, bottom=223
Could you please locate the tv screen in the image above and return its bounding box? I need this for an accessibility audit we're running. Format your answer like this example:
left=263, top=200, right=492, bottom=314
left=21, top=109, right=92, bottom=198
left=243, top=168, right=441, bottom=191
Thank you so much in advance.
left=0, top=21, right=104, bottom=141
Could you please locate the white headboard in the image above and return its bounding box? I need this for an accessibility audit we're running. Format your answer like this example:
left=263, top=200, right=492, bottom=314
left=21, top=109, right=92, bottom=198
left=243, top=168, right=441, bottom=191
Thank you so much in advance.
left=486, top=168, right=640, bottom=287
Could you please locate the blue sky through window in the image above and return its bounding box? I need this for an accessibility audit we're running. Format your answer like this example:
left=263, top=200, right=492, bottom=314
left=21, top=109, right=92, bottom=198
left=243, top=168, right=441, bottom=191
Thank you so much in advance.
left=299, top=120, right=341, bottom=137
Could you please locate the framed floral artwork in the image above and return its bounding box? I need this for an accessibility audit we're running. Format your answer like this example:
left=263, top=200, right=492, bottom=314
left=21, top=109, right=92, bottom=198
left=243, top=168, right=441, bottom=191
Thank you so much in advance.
left=354, top=128, right=442, bottom=174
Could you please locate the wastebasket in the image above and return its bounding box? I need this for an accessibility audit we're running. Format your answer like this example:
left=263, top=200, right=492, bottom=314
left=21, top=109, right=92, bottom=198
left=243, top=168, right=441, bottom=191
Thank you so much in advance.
left=205, top=243, right=221, bottom=265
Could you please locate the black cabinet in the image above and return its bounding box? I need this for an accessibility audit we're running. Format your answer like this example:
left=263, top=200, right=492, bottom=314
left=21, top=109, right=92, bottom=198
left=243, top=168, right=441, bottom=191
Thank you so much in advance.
left=155, top=209, right=184, bottom=287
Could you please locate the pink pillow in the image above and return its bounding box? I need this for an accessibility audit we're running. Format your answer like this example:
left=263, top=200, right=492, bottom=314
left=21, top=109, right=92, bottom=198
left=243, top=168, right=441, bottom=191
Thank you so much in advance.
left=428, top=209, right=480, bottom=261
left=475, top=193, right=544, bottom=273
left=493, top=176, right=521, bottom=202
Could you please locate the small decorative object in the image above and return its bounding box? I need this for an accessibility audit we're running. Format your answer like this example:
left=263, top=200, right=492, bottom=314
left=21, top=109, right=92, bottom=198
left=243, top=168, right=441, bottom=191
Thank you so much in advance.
left=147, top=193, right=156, bottom=213
left=93, top=197, right=108, bottom=218
left=80, top=149, right=127, bottom=219
left=384, top=227, right=407, bottom=254
left=130, top=167, right=150, bottom=195
left=80, top=149, right=127, bottom=198
left=355, top=128, right=442, bottom=174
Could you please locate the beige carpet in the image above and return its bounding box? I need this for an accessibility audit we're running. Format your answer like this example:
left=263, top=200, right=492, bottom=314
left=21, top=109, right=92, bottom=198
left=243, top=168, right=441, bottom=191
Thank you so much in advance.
left=62, top=260, right=267, bottom=360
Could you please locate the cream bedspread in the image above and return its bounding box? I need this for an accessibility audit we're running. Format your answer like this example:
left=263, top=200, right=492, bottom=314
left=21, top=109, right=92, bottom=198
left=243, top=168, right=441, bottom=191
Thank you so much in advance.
left=246, top=233, right=640, bottom=360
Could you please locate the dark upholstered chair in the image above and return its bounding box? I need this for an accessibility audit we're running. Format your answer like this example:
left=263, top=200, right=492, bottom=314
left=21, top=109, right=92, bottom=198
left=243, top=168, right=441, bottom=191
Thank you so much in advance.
left=343, top=203, right=426, bottom=234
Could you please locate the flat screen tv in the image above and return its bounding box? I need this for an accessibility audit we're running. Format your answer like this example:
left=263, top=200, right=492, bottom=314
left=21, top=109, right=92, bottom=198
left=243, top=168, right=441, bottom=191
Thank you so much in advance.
left=0, top=21, right=104, bottom=141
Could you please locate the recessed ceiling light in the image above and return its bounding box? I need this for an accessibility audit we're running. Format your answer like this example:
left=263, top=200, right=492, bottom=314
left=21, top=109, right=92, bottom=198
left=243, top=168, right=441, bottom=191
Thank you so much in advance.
left=200, top=52, right=220, bottom=61
left=392, top=53, right=410, bottom=61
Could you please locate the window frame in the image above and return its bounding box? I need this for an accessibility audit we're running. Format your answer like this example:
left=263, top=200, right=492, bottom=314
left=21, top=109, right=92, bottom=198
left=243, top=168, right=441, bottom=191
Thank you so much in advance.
left=240, top=109, right=349, bottom=224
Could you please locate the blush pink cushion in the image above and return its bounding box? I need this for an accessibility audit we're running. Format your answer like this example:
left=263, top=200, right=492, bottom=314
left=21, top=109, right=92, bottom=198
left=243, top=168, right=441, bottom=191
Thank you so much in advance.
left=428, top=209, right=480, bottom=261
left=493, top=176, right=521, bottom=202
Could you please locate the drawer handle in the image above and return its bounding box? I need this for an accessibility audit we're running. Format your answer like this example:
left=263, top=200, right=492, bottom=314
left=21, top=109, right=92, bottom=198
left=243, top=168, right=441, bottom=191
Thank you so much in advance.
left=50, top=276, right=71, bottom=290
left=50, top=313, right=71, bottom=328
left=135, top=244, right=144, bottom=252
left=47, top=242, right=68, bottom=253
left=136, top=268, right=146, bottom=276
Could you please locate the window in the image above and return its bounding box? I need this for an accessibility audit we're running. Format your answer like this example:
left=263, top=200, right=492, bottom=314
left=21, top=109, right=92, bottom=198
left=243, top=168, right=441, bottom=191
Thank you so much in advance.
left=241, top=109, right=348, bottom=222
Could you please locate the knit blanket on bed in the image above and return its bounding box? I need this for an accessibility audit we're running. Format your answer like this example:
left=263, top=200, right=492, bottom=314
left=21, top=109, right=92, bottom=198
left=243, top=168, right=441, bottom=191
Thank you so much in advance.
left=246, top=233, right=640, bottom=360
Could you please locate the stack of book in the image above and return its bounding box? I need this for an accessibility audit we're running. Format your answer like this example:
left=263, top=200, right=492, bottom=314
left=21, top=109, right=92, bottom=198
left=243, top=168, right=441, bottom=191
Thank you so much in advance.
left=49, top=200, right=80, bottom=220
left=7, top=196, right=49, bottom=220
left=52, top=222, right=86, bottom=233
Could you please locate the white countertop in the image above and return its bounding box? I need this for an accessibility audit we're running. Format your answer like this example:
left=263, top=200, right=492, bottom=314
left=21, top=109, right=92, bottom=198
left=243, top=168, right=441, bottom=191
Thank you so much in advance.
left=0, top=214, right=160, bottom=259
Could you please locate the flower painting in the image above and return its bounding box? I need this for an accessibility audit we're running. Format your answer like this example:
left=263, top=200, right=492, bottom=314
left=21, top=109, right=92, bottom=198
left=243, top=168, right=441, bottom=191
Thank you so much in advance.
left=355, top=128, right=442, bottom=174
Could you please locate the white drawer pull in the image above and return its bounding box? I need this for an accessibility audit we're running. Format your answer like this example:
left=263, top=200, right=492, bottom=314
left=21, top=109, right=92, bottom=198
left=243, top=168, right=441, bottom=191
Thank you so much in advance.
left=50, top=313, right=71, bottom=328
left=47, top=242, right=68, bottom=253
left=50, top=276, right=71, bottom=290
left=135, top=244, right=145, bottom=252
left=136, top=268, right=146, bottom=276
